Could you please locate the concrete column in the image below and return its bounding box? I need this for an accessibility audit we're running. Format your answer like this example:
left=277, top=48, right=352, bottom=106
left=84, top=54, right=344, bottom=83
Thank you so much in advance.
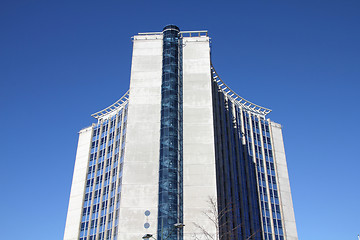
left=64, top=126, right=93, bottom=240
left=270, top=122, right=298, bottom=240
left=117, top=34, right=163, bottom=239
left=182, top=36, right=218, bottom=239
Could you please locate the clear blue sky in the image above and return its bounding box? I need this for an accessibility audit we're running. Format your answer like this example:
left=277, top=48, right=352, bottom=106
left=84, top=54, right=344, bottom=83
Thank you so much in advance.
left=1, top=0, right=359, bottom=239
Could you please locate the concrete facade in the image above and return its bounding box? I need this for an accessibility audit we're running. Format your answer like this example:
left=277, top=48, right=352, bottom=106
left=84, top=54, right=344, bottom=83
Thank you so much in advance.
left=117, top=34, right=163, bottom=239
left=270, top=122, right=298, bottom=240
left=182, top=36, right=218, bottom=239
left=116, top=33, right=218, bottom=239
left=64, top=126, right=92, bottom=240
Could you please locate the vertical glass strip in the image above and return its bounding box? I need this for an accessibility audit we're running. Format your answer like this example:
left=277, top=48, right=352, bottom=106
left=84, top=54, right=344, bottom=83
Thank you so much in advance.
left=157, top=25, right=183, bottom=240
left=211, top=77, right=262, bottom=240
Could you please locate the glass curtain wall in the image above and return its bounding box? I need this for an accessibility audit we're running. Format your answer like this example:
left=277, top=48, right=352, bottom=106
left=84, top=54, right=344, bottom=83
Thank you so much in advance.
left=157, top=25, right=183, bottom=240
left=212, top=80, right=262, bottom=240
left=242, top=113, right=284, bottom=240
left=212, top=76, right=285, bottom=240
left=79, top=105, right=128, bottom=240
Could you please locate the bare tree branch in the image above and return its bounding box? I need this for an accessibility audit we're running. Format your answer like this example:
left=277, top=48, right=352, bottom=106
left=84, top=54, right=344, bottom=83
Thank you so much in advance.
left=192, top=196, right=261, bottom=240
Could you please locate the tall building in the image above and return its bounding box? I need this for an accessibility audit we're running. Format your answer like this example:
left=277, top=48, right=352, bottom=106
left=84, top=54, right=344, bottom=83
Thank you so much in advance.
left=64, top=25, right=298, bottom=240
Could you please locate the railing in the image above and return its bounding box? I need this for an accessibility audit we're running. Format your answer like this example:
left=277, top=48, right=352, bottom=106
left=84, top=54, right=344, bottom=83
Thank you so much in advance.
left=136, top=30, right=208, bottom=38
left=91, top=90, right=130, bottom=120
left=180, top=30, right=208, bottom=37
left=211, top=65, right=272, bottom=116
left=137, top=32, right=162, bottom=35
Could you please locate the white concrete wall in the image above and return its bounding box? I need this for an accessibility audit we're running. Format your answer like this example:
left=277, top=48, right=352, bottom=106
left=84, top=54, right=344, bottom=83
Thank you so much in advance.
left=117, top=34, right=163, bottom=239
left=270, top=122, right=298, bottom=240
left=182, top=36, right=218, bottom=239
left=64, top=126, right=92, bottom=240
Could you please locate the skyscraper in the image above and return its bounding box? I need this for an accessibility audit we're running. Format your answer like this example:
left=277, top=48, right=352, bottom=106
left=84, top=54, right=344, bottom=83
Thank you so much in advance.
left=64, top=25, right=298, bottom=240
